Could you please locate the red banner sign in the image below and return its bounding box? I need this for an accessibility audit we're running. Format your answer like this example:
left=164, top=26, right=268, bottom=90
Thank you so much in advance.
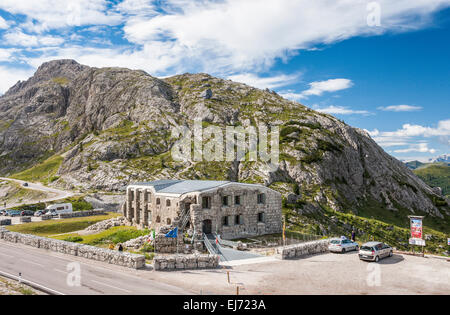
left=410, top=217, right=423, bottom=239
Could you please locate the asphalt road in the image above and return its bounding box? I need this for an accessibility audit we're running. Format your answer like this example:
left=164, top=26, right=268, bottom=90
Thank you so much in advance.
left=0, top=241, right=190, bottom=295
left=0, top=177, right=75, bottom=210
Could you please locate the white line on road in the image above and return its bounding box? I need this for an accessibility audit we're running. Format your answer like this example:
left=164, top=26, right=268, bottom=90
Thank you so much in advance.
left=0, top=269, right=65, bottom=295
left=53, top=269, right=67, bottom=274
left=91, top=279, right=132, bottom=293
left=0, top=252, right=14, bottom=258
left=19, top=259, right=45, bottom=268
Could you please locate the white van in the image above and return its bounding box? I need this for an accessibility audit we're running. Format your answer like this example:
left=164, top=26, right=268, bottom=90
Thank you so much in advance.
left=45, top=203, right=73, bottom=216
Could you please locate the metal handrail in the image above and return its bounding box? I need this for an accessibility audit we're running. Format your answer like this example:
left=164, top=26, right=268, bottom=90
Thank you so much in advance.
left=203, top=233, right=218, bottom=255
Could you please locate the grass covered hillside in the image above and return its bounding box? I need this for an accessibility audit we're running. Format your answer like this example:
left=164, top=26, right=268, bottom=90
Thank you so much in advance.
left=413, top=163, right=450, bottom=198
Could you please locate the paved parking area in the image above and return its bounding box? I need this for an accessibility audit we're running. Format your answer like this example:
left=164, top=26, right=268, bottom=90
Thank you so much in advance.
left=138, top=251, right=450, bottom=295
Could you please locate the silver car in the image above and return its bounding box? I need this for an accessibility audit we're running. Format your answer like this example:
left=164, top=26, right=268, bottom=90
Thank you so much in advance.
left=329, top=238, right=359, bottom=253
left=359, top=241, right=393, bottom=262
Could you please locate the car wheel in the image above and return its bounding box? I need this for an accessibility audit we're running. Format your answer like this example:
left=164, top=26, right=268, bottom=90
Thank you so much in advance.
left=389, top=251, right=393, bottom=257
left=374, top=256, right=379, bottom=262
left=355, top=246, right=359, bottom=251
left=342, top=248, right=346, bottom=253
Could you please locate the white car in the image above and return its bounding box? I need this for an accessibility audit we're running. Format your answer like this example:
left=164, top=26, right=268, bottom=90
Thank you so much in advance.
left=359, top=242, right=393, bottom=262
left=329, top=238, right=359, bottom=253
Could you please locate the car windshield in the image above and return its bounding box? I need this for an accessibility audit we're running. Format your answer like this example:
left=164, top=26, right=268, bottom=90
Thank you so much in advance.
left=361, top=246, right=374, bottom=251
left=330, top=240, right=341, bottom=244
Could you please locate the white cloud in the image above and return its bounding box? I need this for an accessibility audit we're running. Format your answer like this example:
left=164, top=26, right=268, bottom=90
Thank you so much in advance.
left=0, top=0, right=122, bottom=29
left=0, top=66, right=34, bottom=95
left=394, top=143, right=436, bottom=154
left=299, top=79, right=354, bottom=98
left=119, top=0, right=450, bottom=73
left=3, top=30, right=64, bottom=47
left=378, top=104, right=423, bottom=112
left=312, top=105, right=371, bottom=116
left=0, top=16, right=9, bottom=29
left=227, top=73, right=301, bottom=90
left=367, top=119, right=450, bottom=155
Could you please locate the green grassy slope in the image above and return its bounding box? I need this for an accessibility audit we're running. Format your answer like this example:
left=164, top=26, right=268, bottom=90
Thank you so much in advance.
left=413, top=163, right=450, bottom=198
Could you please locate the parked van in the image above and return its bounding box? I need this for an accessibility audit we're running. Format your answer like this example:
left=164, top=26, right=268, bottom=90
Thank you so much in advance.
left=45, top=203, right=73, bottom=216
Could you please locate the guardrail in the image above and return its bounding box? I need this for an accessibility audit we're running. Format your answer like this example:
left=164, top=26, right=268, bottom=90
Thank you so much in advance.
left=0, top=269, right=64, bottom=295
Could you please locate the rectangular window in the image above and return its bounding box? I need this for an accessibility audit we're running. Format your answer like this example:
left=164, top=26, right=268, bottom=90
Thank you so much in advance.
left=202, top=196, right=211, bottom=209
left=222, top=195, right=230, bottom=206
left=235, top=195, right=241, bottom=205
left=257, top=193, right=266, bottom=204
left=258, top=212, right=265, bottom=223
left=235, top=215, right=243, bottom=225
left=222, top=216, right=229, bottom=226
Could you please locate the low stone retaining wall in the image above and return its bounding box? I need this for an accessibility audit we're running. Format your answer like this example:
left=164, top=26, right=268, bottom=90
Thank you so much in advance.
left=41, top=215, right=52, bottom=220
left=0, top=219, right=11, bottom=226
left=20, top=216, right=32, bottom=223
left=153, top=254, right=220, bottom=271
left=276, top=239, right=330, bottom=259
left=58, top=209, right=106, bottom=219
left=0, top=228, right=145, bottom=269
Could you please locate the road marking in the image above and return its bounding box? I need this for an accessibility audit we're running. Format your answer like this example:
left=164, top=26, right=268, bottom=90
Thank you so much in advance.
left=91, top=279, right=132, bottom=293
left=53, top=269, right=67, bottom=274
left=0, top=252, right=14, bottom=258
left=20, top=259, right=45, bottom=268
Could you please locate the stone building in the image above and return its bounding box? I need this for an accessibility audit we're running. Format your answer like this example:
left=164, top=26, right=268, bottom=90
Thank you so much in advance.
left=122, top=180, right=282, bottom=240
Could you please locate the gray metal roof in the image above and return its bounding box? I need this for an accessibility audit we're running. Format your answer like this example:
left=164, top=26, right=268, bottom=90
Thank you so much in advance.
left=132, top=180, right=231, bottom=194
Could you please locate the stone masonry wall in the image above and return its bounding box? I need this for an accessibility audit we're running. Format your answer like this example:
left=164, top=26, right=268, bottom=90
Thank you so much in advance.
left=153, top=254, right=220, bottom=271
left=0, top=227, right=145, bottom=269
left=58, top=209, right=106, bottom=219
left=193, top=184, right=282, bottom=239
left=275, top=239, right=330, bottom=259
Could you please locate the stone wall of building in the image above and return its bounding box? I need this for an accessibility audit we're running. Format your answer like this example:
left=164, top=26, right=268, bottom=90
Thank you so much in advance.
left=192, top=184, right=282, bottom=239
left=123, top=182, right=282, bottom=241
left=153, top=254, right=220, bottom=271
left=0, top=227, right=145, bottom=269
left=275, top=239, right=330, bottom=259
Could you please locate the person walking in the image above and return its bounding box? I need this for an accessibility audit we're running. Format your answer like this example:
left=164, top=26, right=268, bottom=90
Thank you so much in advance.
left=351, top=229, right=356, bottom=242
left=118, top=243, right=123, bottom=252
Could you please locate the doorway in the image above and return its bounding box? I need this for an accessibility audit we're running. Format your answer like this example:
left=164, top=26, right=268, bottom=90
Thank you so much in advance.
left=202, top=219, right=212, bottom=234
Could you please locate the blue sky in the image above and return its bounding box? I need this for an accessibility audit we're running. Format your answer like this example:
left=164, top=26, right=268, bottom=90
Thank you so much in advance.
left=0, top=0, right=449, bottom=161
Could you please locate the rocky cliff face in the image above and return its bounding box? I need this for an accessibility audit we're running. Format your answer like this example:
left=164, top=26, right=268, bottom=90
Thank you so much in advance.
left=0, top=60, right=448, bottom=219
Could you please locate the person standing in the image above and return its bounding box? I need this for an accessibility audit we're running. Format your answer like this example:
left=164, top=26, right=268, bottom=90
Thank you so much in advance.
left=351, top=230, right=356, bottom=242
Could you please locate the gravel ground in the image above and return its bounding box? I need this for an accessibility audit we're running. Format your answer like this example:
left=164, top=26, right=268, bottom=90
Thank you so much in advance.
left=0, top=276, right=45, bottom=295
left=137, top=251, right=450, bottom=295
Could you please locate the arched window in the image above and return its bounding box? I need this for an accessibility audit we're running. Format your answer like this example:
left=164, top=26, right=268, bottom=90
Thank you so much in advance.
left=167, top=218, right=171, bottom=225
left=156, top=216, right=161, bottom=223
left=166, top=199, right=171, bottom=207
left=156, top=198, right=160, bottom=205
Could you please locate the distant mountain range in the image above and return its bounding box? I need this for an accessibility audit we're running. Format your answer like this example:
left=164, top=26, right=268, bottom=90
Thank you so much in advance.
left=428, top=154, right=450, bottom=164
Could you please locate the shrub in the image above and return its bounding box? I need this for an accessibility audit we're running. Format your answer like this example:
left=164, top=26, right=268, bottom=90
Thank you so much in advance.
left=64, top=236, right=83, bottom=243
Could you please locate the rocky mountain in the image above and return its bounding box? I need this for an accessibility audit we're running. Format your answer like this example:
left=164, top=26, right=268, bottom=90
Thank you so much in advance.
left=428, top=154, right=450, bottom=164
left=0, top=59, right=448, bottom=222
